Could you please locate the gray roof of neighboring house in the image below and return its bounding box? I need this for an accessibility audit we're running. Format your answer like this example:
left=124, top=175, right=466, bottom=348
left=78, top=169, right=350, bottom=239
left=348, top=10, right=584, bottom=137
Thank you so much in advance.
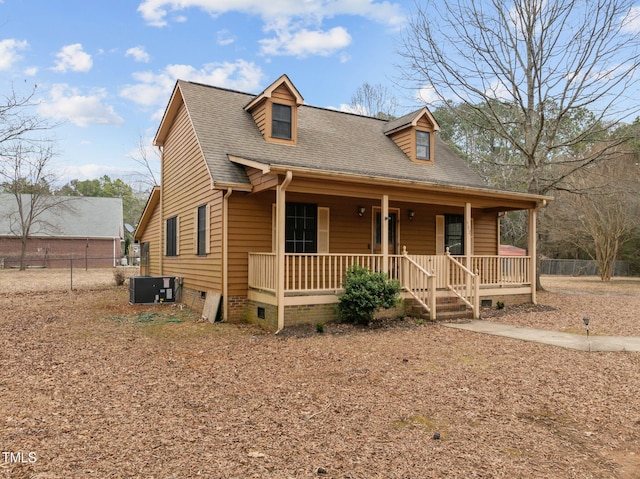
left=0, top=194, right=123, bottom=239
left=176, top=80, right=489, bottom=190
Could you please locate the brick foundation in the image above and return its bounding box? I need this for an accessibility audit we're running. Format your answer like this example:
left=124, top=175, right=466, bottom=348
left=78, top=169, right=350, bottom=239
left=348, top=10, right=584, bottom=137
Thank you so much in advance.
left=479, top=293, right=532, bottom=308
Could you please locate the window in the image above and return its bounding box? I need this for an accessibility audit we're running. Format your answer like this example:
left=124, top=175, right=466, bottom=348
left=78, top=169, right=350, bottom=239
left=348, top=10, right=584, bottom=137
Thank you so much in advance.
left=445, top=214, right=464, bottom=255
left=166, top=216, right=178, bottom=256
left=285, top=203, right=317, bottom=253
left=272, top=103, right=292, bottom=139
left=416, top=130, right=430, bottom=160
left=197, top=204, right=207, bottom=256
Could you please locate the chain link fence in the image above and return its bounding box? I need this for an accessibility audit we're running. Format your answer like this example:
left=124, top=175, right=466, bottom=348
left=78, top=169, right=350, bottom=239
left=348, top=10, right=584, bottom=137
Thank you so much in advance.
left=0, top=255, right=141, bottom=292
left=540, top=259, right=630, bottom=277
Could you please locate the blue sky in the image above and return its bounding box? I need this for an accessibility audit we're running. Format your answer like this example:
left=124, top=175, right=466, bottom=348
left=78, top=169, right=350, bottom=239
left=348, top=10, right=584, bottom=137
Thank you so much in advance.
left=0, top=0, right=419, bottom=187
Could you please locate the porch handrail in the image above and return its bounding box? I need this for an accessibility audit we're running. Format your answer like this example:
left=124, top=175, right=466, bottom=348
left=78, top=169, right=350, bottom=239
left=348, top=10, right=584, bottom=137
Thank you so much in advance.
left=401, top=252, right=437, bottom=320
left=284, top=253, right=401, bottom=292
left=445, top=251, right=480, bottom=319
left=248, top=252, right=277, bottom=292
left=470, top=255, right=531, bottom=285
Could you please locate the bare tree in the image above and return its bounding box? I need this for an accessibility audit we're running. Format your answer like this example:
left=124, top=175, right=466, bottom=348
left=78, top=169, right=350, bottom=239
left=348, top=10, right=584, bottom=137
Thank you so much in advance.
left=0, top=144, right=70, bottom=270
left=0, top=86, right=49, bottom=146
left=0, top=84, right=66, bottom=270
left=349, top=82, right=400, bottom=120
left=128, top=132, right=160, bottom=191
left=546, top=151, right=640, bottom=280
left=401, top=0, right=640, bottom=196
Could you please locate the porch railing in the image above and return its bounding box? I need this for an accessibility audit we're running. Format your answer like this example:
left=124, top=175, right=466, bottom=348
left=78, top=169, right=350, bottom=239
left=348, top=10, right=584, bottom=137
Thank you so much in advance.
left=445, top=252, right=480, bottom=318
left=469, top=256, right=531, bottom=285
left=248, top=253, right=402, bottom=293
left=401, top=253, right=437, bottom=319
left=248, top=252, right=530, bottom=297
left=248, top=252, right=277, bottom=292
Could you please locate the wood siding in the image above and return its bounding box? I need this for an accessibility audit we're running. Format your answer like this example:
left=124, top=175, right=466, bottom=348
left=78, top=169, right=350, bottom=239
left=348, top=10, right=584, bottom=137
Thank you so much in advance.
left=389, top=129, right=412, bottom=159
left=139, top=198, right=162, bottom=276
left=228, top=191, right=274, bottom=296
left=249, top=99, right=267, bottom=137
left=229, top=188, right=499, bottom=296
left=160, top=102, right=223, bottom=293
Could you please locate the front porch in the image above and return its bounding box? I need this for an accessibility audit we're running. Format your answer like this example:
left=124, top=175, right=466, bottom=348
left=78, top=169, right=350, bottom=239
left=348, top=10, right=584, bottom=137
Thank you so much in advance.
left=248, top=250, right=533, bottom=327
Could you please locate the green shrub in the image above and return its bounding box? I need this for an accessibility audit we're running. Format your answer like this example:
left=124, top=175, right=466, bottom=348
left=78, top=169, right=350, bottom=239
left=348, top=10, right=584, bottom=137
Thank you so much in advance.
left=316, top=322, right=324, bottom=333
left=338, top=264, right=401, bottom=325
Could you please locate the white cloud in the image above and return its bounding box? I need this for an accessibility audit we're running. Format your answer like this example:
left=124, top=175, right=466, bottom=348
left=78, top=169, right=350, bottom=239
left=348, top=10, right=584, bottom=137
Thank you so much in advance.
left=53, top=44, right=93, bottom=73
left=125, top=46, right=151, bottom=63
left=337, top=103, right=368, bottom=115
left=217, top=29, right=236, bottom=46
left=0, top=39, right=29, bottom=70
left=621, top=6, right=640, bottom=34
left=136, top=0, right=404, bottom=57
left=485, top=79, right=512, bottom=102
left=38, top=84, right=124, bottom=127
left=120, top=59, right=264, bottom=108
left=56, top=164, right=143, bottom=183
left=259, top=26, right=351, bottom=57
left=416, top=85, right=438, bottom=105
left=137, top=0, right=405, bottom=28
left=24, top=66, right=38, bottom=76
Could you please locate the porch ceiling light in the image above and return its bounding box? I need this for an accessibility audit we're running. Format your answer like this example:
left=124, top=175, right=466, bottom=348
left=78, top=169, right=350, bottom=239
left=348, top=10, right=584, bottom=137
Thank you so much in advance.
left=357, top=206, right=366, bottom=217
left=408, top=209, right=415, bottom=221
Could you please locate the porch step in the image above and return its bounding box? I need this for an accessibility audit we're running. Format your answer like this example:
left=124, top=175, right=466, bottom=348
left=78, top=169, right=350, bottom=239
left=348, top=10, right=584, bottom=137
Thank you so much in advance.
left=410, top=296, right=473, bottom=322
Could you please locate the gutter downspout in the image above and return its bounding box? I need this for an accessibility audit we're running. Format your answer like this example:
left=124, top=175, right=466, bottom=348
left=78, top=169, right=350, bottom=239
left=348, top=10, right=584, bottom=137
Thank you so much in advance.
left=158, top=146, right=164, bottom=276
left=275, top=171, right=293, bottom=334
left=222, top=187, right=233, bottom=322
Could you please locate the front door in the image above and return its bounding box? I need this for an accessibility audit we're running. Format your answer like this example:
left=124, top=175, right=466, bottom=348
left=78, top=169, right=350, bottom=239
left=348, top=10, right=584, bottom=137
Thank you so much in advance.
left=373, top=208, right=399, bottom=254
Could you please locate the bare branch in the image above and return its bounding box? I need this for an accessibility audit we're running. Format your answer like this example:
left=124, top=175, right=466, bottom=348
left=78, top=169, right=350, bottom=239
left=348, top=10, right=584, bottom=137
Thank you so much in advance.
left=401, top=0, right=640, bottom=195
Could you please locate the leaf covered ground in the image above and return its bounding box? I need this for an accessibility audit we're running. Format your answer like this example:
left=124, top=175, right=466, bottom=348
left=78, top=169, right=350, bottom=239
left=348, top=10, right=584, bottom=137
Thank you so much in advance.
left=0, top=269, right=639, bottom=478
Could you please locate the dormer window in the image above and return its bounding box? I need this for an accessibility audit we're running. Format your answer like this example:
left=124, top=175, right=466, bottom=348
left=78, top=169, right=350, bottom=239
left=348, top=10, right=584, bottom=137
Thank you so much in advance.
left=272, top=103, right=292, bottom=140
left=244, top=74, right=304, bottom=146
left=384, top=107, right=440, bottom=164
left=416, top=130, right=430, bottom=161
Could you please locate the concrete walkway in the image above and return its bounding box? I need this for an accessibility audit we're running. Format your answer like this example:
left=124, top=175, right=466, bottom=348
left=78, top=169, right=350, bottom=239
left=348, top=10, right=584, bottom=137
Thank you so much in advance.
left=441, top=320, right=640, bottom=352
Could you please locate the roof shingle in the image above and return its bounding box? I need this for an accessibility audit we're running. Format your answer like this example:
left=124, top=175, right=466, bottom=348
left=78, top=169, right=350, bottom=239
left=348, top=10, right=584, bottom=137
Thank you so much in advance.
left=177, top=80, right=489, bottom=190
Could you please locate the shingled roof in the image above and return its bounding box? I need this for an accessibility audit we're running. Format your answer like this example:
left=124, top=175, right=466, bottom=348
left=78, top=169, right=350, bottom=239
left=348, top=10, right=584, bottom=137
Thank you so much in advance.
left=0, top=194, right=123, bottom=239
left=160, top=80, right=491, bottom=191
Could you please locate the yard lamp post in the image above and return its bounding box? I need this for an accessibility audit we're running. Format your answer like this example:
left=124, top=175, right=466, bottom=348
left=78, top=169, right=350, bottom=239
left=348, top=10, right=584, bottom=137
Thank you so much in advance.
left=583, top=317, right=590, bottom=338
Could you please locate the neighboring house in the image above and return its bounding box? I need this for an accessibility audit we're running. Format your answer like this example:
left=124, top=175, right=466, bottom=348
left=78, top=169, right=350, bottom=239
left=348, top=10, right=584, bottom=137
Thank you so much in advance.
left=499, top=244, right=527, bottom=256
left=134, top=74, right=552, bottom=331
left=0, top=194, right=124, bottom=268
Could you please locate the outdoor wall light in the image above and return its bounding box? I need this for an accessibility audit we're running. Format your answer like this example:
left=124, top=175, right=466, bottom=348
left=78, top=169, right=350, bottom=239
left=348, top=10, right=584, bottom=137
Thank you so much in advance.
left=408, top=209, right=415, bottom=221
left=357, top=206, right=366, bottom=217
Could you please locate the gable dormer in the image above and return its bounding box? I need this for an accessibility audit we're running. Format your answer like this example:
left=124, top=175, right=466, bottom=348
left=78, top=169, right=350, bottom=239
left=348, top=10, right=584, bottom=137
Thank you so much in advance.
left=384, top=108, right=440, bottom=164
left=244, top=74, right=304, bottom=146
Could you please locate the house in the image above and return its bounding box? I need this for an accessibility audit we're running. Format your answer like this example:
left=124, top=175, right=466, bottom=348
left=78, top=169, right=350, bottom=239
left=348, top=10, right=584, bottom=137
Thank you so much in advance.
left=0, top=194, right=124, bottom=268
left=134, top=74, right=552, bottom=331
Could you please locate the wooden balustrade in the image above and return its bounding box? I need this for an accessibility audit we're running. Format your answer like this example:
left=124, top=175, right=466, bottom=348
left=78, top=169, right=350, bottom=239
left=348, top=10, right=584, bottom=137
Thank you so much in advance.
left=248, top=252, right=531, bottom=294
left=445, top=253, right=479, bottom=317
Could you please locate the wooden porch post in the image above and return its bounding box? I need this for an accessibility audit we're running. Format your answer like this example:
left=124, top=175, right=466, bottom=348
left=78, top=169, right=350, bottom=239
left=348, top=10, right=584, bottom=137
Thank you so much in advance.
left=465, top=202, right=472, bottom=299
left=276, top=171, right=292, bottom=332
left=382, top=194, right=389, bottom=275
left=464, top=202, right=472, bottom=260
left=529, top=207, right=537, bottom=304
